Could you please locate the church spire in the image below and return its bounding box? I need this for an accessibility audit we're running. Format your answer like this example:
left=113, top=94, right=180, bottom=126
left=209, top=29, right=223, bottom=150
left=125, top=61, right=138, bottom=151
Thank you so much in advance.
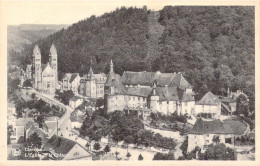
left=110, top=59, right=114, bottom=73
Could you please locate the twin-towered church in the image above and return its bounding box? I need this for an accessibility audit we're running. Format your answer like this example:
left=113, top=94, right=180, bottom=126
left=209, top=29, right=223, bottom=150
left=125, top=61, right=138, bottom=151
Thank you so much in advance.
left=26, top=44, right=58, bottom=95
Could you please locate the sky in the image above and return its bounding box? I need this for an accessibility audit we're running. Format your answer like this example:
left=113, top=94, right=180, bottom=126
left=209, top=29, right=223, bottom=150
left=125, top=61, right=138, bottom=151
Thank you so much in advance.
left=2, top=0, right=177, bottom=25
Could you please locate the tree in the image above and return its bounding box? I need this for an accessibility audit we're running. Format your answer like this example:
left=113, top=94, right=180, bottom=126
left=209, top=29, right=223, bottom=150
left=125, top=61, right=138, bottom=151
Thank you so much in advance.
left=124, top=135, right=134, bottom=153
left=138, top=154, right=144, bottom=160
left=153, top=152, right=175, bottom=160
left=126, top=152, right=131, bottom=160
left=23, top=79, right=32, bottom=87
left=54, top=90, right=74, bottom=105
left=201, top=143, right=236, bottom=160
left=25, top=132, right=42, bottom=149
left=236, top=94, right=249, bottom=116
left=115, top=151, right=120, bottom=159
left=104, top=144, right=110, bottom=153
left=212, top=135, right=220, bottom=144
left=93, top=142, right=101, bottom=151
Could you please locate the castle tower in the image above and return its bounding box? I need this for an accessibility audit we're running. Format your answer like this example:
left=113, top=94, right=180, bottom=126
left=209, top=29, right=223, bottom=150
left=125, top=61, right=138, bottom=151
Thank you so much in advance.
left=32, top=45, right=41, bottom=90
left=104, top=59, right=116, bottom=112
left=149, top=83, right=159, bottom=113
left=49, top=44, right=58, bottom=88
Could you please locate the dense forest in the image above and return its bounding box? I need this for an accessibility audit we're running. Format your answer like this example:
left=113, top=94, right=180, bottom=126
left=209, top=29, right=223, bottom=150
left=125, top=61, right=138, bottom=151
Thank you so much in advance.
left=8, top=6, right=255, bottom=112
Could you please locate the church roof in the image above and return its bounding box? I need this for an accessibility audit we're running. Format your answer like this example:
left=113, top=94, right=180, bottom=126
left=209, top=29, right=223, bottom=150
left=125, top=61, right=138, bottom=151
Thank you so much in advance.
left=49, top=44, right=57, bottom=55
left=189, top=118, right=233, bottom=135
left=196, top=91, right=220, bottom=105
left=41, top=64, right=48, bottom=71
left=33, top=45, right=41, bottom=56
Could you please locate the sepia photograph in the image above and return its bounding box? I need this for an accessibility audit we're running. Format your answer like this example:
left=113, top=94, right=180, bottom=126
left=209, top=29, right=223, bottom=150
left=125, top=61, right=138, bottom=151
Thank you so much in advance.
left=1, top=0, right=259, bottom=164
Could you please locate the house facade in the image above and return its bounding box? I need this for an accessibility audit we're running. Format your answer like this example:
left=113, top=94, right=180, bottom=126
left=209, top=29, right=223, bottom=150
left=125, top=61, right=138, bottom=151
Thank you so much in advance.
left=194, top=91, right=222, bottom=118
left=61, top=73, right=81, bottom=94
left=79, top=66, right=107, bottom=98
left=187, top=118, right=234, bottom=153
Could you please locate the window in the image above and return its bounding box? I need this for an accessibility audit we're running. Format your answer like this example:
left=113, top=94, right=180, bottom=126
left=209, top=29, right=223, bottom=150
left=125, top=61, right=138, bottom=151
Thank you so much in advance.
left=185, top=102, right=187, bottom=106
left=47, top=82, right=50, bottom=88
left=225, top=138, right=232, bottom=144
left=138, top=97, right=140, bottom=101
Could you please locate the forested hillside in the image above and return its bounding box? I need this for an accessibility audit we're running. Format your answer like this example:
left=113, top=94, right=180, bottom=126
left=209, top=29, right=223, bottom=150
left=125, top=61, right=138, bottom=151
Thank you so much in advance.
left=155, top=6, right=254, bottom=111
left=8, top=6, right=255, bottom=112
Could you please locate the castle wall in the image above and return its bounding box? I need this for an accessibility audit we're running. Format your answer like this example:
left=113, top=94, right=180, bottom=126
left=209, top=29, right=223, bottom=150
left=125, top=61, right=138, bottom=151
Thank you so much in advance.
left=107, top=95, right=127, bottom=112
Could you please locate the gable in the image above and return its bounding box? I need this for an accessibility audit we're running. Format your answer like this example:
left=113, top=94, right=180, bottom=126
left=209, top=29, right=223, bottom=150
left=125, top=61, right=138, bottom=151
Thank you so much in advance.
left=63, top=143, right=92, bottom=160
left=42, top=63, right=55, bottom=75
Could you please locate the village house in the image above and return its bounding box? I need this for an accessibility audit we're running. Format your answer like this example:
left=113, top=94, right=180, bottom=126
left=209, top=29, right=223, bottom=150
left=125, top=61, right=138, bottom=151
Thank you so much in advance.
left=43, top=135, right=92, bottom=160
left=10, top=118, right=48, bottom=144
left=79, top=66, right=107, bottom=99
left=187, top=118, right=234, bottom=153
left=194, top=91, right=222, bottom=119
left=10, top=118, right=34, bottom=143
left=104, top=60, right=195, bottom=116
left=61, top=73, right=81, bottom=94
left=69, top=96, right=84, bottom=109
left=68, top=108, right=88, bottom=130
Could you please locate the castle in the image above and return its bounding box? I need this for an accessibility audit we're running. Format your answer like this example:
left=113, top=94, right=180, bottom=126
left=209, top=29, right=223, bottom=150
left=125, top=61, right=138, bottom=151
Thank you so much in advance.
left=26, top=44, right=59, bottom=95
left=104, top=60, right=196, bottom=116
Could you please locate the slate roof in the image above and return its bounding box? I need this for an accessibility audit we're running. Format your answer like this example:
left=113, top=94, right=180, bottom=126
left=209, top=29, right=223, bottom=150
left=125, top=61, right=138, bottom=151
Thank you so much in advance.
left=106, top=74, right=127, bottom=95
left=189, top=118, right=233, bottom=135
left=153, top=87, right=180, bottom=101
left=121, top=71, right=174, bottom=86
left=169, top=73, right=192, bottom=90
left=125, top=87, right=152, bottom=97
left=223, top=118, right=247, bottom=135
left=44, top=135, right=76, bottom=155
left=27, top=125, right=48, bottom=140
left=182, top=93, right=195, bottom=102
left=196, top=91, right=221, bottom=105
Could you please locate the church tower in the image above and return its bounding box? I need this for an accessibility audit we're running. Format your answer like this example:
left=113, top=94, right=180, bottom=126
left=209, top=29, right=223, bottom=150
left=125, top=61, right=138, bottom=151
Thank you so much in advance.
left=32, top=45, right=41, bottom=90
left=49, top=44, right=58, bottom=88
